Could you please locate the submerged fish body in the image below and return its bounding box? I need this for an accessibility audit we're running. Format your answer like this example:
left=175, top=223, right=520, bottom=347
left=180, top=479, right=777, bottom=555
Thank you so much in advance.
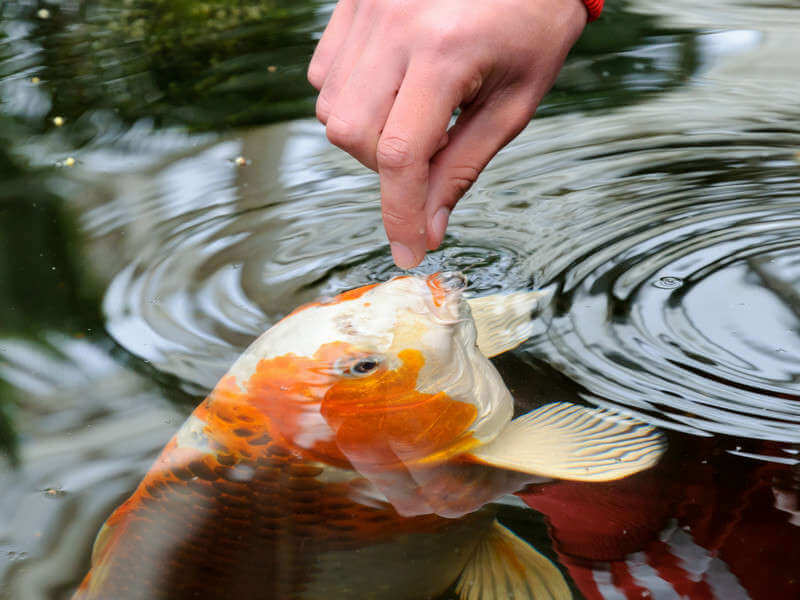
left=75, top=273, right=665, bottom=600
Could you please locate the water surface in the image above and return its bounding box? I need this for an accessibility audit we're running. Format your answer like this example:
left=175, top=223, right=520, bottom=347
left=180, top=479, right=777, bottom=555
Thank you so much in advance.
left=1, top=0, right=798, bottom=598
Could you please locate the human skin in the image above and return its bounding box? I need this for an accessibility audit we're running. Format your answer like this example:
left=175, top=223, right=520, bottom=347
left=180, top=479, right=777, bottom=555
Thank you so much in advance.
left=308, top=0, right=588, bottom=269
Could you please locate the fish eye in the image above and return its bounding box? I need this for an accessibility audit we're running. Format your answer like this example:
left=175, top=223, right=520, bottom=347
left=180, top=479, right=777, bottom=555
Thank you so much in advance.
left=349, top=357, right=381, bottom=376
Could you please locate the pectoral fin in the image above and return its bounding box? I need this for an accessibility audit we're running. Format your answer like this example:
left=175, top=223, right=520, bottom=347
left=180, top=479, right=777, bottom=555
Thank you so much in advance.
left=467, top=402, right=665, bottom=481
left=466, top=290, right=548, bottom=358
left=456, top=520, right=571, bottom=600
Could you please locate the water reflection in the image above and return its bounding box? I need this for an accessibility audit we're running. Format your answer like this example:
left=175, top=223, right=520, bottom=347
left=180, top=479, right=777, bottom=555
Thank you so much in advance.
left=521, top=436, right=800, bottom=599
left=1, top=0, right=800, bottom=598
left=0, top=0, right=322, bottom=131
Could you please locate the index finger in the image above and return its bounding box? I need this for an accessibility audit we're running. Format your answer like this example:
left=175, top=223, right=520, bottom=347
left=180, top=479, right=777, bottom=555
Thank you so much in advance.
left=376, top=64, right=465, bottom=269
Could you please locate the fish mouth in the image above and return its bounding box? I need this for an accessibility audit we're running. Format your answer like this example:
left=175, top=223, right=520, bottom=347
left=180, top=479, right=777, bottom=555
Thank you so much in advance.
left=425, top=271, right=467, bottom=302
left=423, top=271, right=470, bottom=324
left=430, top=271, right=468, bottom=292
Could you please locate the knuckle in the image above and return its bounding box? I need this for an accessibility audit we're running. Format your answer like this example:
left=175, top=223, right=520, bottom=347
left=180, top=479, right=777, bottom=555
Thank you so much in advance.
left=423, top=19, right=464, bottom=55
left=504, top=93, right=538, bottom=130
left=382, top=207, right=411, bottom=229
left=307, top=62, right=325, bottom=90
left=325, top=115, right=360, bottom=150
left=512, top=102, right=536, bottom=131
left=451, top=177, right=475, bottom=197
left=383, top=0, right=413, bottom=19
left=445, top=165, right=481, bottom=196
left=315, top=94, right=332, bottom=123
left=376, top=136, right=415, bottom=169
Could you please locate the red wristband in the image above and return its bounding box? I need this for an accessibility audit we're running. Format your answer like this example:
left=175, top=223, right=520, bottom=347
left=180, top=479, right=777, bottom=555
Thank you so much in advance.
left=582, top=0, right=604, bottom=21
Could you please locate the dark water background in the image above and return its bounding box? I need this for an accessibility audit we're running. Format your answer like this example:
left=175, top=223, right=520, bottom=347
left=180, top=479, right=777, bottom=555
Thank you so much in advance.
left=1, top=0, right=798, bottom=598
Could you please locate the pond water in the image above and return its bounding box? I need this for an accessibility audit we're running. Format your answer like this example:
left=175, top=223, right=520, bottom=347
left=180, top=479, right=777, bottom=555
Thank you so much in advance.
left=1, top=0, right=799, bottom=599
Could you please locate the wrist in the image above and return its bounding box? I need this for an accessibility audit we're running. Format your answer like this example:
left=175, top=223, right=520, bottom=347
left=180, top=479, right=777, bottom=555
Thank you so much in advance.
left=582, top=0, right=604, bottom=21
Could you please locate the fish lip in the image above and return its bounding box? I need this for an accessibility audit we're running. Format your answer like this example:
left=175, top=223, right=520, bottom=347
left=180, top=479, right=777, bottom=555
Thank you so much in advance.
left=423, top=271, right=469, bottom=324
left=434, top=271, right=468, bottom=292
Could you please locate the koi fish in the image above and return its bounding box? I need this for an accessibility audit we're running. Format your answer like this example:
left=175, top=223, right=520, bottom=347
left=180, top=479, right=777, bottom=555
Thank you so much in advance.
left=74, top=272, right=665, bottom=600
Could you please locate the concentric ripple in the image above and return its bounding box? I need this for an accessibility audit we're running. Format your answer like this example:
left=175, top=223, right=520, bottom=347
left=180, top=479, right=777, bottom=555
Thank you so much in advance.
left=89, top=122, right=534, bottom=389
left=527, top=154, right=800, bottom=441
left=84, top=28, right=800, bottom=444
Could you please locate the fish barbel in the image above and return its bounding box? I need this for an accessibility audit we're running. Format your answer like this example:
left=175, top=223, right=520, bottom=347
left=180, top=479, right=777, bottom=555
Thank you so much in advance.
left=74, top=272, right=665, bottom=600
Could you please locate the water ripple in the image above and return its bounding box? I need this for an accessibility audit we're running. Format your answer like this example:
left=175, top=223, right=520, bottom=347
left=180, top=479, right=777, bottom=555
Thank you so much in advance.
left=87, top=24, right=800, bottom=443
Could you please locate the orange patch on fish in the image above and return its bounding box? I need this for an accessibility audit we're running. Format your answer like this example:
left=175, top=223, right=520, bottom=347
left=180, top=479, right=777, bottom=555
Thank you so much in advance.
left=321, top=349, right=479, bottom=469
left=333, top=282, right=381, bottom=302
left=425, top=272, right=449, bottom=307
left=74, top=364, right=478, bottom=599
left=286, top=280, right=390, bottom=317
left=224, top=347, right=346, bottom=466
left=235, top=343, right=478, bottom=472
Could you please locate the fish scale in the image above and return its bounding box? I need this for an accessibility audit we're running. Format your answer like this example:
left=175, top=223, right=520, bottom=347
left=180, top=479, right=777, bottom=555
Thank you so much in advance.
left=75, top=390, right=492, bottom=600
left=75, top=274, right=663, bottom=600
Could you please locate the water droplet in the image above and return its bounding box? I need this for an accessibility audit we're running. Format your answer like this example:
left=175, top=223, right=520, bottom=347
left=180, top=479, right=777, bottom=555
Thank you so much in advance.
left=652, top=276, right=683, bottom=289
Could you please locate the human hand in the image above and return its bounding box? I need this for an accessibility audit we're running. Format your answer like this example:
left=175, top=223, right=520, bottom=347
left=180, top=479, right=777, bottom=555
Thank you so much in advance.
left=308, top=0, right=588, bottom=269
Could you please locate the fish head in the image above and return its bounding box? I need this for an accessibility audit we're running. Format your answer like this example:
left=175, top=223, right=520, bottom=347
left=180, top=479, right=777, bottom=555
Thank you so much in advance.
left=224, top=272, right=513, bottom=470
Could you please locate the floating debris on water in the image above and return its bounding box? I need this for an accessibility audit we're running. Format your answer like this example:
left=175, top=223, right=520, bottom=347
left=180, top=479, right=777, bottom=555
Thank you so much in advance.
left=3, top=549, right=28, bottom=561
left=52, top=116, right=65, bottom=127
left=36, top=8, right=50, bottom=19
left=267, top=65, right=277, bottom=72
left=41, top=486, right=67, bottom=498
left=652, top=276, right=683, bottom=290
left=30, top=76, right=41, bottom=84
left=57, top=156, right=76, bottom=167
left=233, top=155, right=249, bottom=166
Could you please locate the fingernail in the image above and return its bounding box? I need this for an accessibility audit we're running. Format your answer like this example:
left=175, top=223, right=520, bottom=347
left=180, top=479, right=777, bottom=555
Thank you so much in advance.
left=390, top=242, right=419, bottom=270
left=430, top=207, right=450, bottom=249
